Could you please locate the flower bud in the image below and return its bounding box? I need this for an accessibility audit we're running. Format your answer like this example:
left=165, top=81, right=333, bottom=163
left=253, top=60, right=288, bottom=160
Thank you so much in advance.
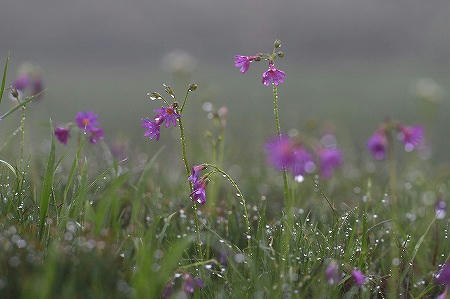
left=277, top=51, right=284, bottom=58
left=10, top=87, right=19, bottom=99
left=274, top=40, right=282, bottom=48
left=188, top=83, right=198, bottom=92
left=146, top=92, right=163, bottom=101
left=162, top=83, right=175, bottom=99
left=254, top=56, right=261, bottom=62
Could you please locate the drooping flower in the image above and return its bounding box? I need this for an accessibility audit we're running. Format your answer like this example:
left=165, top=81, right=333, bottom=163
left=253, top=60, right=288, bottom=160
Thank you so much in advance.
left=325, top=261, right=340, bottom=284
left=188, top=165, right=206, bottom=184
left=436, top=263, right=450, bottom=299
left=265, top=135, right=296, bottom=171
left=75, top=111, right=100, bottom=132
left=435, top=199, right=447, bottom=219
left=318, top=148, right=343, bottom=179
left=162, top=280, right=174, bottom=298
left=88, top=127, right=104, bottom=144
left=190, top=178, right=208, bottom=205
left=154, top=106, right=181, bottom=128
left=291, top=146, right=315, bottom=177
left=398, top=125, right=424, bottom=152
left=183, top=273, right=204, bottom=294
left=351, top=269, right=366, bottom=286
left=367, top=130, right=388, bottom=160
left=54, top=127, right=70, bottom=145
left=141, top=117, right=162, bottom=140
left=233, top=55, right=257, bottom=74
left=262, top=62, right=286, bottom=86
left=13, top=74, right=30, bottom=91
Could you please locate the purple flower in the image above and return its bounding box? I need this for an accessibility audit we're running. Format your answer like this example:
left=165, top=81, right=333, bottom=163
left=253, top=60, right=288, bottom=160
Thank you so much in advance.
left=318, top=148, right=343, bottom=179
left=183, top=273, right=204, bottom=294
left=188, top=165, right=206, bottom=184
left=13, top=74, right=30, bottom=91
left=262, top=62, right=286, bottom=86
left=437, top=263, right=450, bottom=286
left=351, top=269, right=366, bottom=286
left=54, top=127, right=70, bottom=145
left=435, top=199, right=447, bottom=219
left=325, top=262, right=340, bottom=284
left=291, top=146, right=315, bottom=177
left=154, top=106, right=181, bottom=128
left=89, top=127, right=104, bottom=144
left=32, top=77, right=44, bottom=97
left=162, top=280, right=174, bottom=298
left=367, top=130, right=388, bottom=160
left=233, top=55, right=257, bottom=74
left=190, top=178, right=208, bottom=204
left=398, top=125, right=424, bottom=152
left=75, top=111, right=99, bottom=132
left=437, top=288, right=448, bottom=299
left=141, top=117, right=162, bottom=140
left=265, top=135, right=296, bottom=171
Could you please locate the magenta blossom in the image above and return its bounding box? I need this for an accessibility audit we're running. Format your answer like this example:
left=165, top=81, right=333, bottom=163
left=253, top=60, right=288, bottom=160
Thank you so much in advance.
left=367, top=130, right=388, bottom=160
left=325, top=262, right=340, bottom=285
left=265, top=135, right=296, bottom=171
left=183, top=273, right=204, bottom=294
left=32, top=77, right=44, bottom=97
left=436, top=263, right=450, bottom=299
left=262, top=62, right=286, bottom=86
left=89, top=127, right=104, bottom=144
left=318, top=148, right=343, bottom=179
left=233, top=55, right=257, bottom=74
left=291, top=146, right=315, bottom=177
left=13, top=74, right=30, bottom=91
left=188, top=165, right=206, bottom=184
left=435, top=199, right=447, bottom=219
left=75, top=111, right=100, bottom=132
left=154, top=106, right=181, bottom=128
left=190, top=178, right=208, bottom=205
left=141, top=117, right=162, bottom=140
left=398, top=125, right=424, bottom=152
left=351, top=269, right=366, bottom=286
left=54, top=127, right=70, bottom=145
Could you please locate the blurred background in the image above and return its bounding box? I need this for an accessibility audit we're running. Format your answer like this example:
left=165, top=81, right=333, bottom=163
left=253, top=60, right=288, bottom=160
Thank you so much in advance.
left=1, top=0, right=449, bottom=169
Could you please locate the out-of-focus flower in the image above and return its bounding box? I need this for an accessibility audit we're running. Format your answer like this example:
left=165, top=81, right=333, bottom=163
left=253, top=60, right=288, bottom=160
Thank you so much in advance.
left=367, top=130, right=388, bottom=160
left=262, top=62, right=286, bottom=86
left=265, top=135, right=296, bottom=171
left=32, top=76, right=44, bottom=97
left=325, top=261, right=340, bottom=284
left=414, top=78, right=443, bottom=102
left=75, top=111, right=100, bottom=132
left=13, top=74, right=30, bottom=91
left=398, top=125, right=424, bottom=152
left=436, top=263, right=450, bottom=299
left=435, top=199, right=447, bottom=219
left=54, top=127, right=70, bottom=145
left=233, top=55, right=258, bottom=73
left=183, top=273, right=204, bottom=294
left=291, top=146, right=315, bottom=177
left=351, top=269, right=366, bottom=286
left=154, top=106, right=181, bottom=128
left=318, top=148, right=343, bottom=179
left=88, top=127, right=104, bottom=144
left=161, top=50, right=197, bottom=74
left=190, top=178, right=208, bottom=205
left=141, top=117, right=162, bottom=140
left=162, top=280, right=174, bottom=298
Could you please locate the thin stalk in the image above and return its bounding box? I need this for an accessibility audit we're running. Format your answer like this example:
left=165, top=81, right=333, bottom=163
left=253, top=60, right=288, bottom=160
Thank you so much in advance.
left=176, top=108, right=203, bottom=260
left=387, top=131, right=397, bottom=206
left=202, top=163, right=251, bottom=250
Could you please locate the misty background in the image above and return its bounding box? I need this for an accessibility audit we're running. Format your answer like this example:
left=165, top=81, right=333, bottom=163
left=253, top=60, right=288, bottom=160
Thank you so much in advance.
left=1, top=0, right=450, bottom=166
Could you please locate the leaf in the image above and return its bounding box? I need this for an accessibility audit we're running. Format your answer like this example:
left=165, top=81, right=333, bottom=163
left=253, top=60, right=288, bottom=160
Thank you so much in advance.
left=0, top=54, right=9, bottom=106
left=0, top=159, right=17, bottom=177
left=39, top=119, right=56, bottom=239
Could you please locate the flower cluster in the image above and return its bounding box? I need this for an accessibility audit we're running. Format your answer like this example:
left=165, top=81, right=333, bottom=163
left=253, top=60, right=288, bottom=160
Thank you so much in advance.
left=54, top=111, right=104, bottom=145
left=367, top=123, right=424, bottom=160
left=234, top=40, right=286, bottom=86
left=141, top=104, right=180, bottom=141
left=265, top=134, right=343, bottom=180
left=188, top=165, right=208, bottom=204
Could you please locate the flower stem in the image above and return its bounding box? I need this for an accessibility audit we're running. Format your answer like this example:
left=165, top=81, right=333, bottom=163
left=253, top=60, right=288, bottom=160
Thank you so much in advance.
left=387, top=131, right=397, bottom=206
left=176, top=108, right=203, bottom=260
left=202, top=163, right=251, bottom=250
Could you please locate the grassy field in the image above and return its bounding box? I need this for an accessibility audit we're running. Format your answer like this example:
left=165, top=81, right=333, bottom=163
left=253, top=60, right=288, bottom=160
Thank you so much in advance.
left=0, top=51, right=449, bottom=298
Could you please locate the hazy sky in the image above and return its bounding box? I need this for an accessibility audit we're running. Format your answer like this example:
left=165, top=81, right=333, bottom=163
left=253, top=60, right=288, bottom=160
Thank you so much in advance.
left=1, top=0, right=450, bottom=66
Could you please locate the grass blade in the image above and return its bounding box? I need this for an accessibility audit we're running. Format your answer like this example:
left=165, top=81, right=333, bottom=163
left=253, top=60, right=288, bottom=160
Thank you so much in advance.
left=0, top=54, right=9, bottom=106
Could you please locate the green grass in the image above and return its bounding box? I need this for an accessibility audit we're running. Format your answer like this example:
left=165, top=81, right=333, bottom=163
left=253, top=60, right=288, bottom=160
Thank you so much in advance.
left=0, top=56, right=448, bottom=298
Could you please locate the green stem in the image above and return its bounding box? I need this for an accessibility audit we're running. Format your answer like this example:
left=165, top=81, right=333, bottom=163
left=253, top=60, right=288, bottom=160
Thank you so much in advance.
left=387, top=131, right=397, bottom=206
left=202, top=163, right=251, bottom=250
left=180, top=89, right=190, bottom=113
left=176, top=108, right=203, bottom=260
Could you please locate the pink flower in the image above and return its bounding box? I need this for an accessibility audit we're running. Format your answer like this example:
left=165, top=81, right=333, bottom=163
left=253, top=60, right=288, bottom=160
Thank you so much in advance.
left=154, top=106, right=181, bottom=128
left=318, top=148, right=343, bottom=179
left=54, top=127, right=70, bottom=145
left=351, top=269, right=366, bottom=286
left=398, top=125, right=424, bottom=152
left=262, top=62, right=286, bottom=86
left=367, top=130, right=388, bottom=160
left=233, top=55, right=257, bottom=73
